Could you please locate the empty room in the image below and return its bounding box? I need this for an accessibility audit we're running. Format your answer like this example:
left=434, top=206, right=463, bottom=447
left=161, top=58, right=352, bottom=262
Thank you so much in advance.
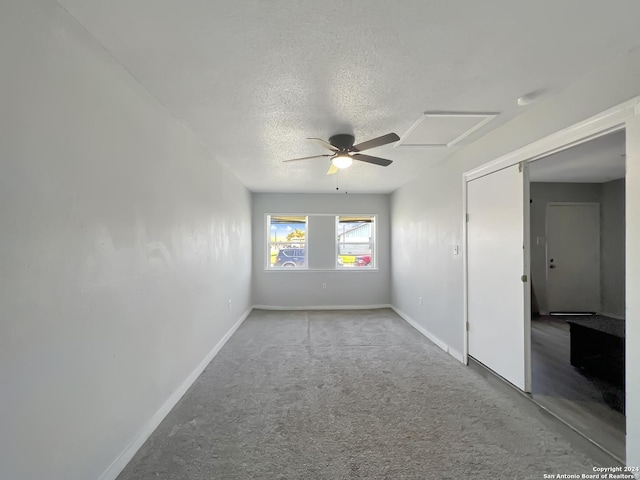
left=1, top=2, right=640, bottom=480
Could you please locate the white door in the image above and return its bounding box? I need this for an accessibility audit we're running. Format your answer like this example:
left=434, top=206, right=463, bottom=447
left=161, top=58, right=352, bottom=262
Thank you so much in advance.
left=467, top=163, right=531, bottom=391
left=546, top=203, right=600, bottom=313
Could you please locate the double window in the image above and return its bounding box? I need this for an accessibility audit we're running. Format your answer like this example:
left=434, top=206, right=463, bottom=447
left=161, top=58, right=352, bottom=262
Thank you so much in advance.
left=266, top=214, right=375, bottom=270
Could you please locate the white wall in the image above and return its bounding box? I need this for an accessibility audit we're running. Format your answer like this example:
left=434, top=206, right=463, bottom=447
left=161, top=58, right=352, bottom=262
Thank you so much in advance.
left=391, top=46, right=640, bottom=465
left=626, top=114, right=640, bottom=468
left=252, top=193, right=390, bottom=307
left=0, top=3, right=252, bottom=480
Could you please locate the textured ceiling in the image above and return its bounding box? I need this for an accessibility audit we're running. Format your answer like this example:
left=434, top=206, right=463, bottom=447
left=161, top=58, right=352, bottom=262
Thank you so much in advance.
left=56, top=0, right=640, bottom=193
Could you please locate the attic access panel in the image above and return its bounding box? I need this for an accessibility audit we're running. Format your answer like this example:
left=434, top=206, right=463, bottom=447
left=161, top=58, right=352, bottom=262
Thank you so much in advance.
left=397, top=112, right=497, bottom=148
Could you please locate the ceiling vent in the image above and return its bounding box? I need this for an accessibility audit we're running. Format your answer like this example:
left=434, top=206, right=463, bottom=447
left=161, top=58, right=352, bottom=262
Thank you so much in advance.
left=396, top=112, right=497, bottom=148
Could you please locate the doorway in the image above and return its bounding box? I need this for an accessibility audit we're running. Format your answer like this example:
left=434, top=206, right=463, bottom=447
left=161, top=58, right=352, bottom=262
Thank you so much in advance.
left=528, top=130, right=626, bottom=461
left=464, top=97, right=640, bottom=467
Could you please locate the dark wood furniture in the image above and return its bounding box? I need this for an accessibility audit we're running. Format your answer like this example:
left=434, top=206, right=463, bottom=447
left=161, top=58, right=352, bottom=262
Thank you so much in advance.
left=567, top=317, right=625, bottom=388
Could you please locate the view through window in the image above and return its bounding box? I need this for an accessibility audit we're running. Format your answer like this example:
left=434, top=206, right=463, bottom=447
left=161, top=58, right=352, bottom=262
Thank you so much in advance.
left=337, top=216, right=375, bottom=268
left=268, top=215, right=307, bottom=268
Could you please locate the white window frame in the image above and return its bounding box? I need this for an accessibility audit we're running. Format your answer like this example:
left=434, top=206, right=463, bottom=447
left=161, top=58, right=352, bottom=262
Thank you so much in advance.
left=265, top=214, right=308, bottom=270
left=336, top=215, right=376, bottom=269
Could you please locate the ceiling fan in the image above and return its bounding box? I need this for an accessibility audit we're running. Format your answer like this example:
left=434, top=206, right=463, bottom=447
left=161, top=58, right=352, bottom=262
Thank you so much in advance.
left=283, top=133, right=400, bottom=175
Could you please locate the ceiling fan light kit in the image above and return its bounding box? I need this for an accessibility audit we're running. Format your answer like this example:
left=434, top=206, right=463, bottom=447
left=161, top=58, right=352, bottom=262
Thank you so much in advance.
left=331, top=153, right=353, bottom=169
left=283, top=132, right=400, bottom=175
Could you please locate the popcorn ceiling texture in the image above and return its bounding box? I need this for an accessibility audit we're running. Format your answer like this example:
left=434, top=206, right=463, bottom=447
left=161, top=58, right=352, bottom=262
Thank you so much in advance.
left=57, top=0, right=640, bottom=193
left=117, top=309, right=598, bottom=479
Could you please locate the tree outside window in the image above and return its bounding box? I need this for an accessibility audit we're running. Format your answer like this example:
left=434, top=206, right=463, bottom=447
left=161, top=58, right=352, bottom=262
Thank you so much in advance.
left=267, top=215, right=307, bottom=268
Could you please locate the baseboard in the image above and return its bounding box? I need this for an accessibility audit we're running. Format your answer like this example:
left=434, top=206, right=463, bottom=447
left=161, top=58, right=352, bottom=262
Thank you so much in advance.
left=98, top=307, right=253, bottom=480
left=446, top=346, right=465, bottom=363
left=391, top=306, right=464, bottom=364
left=252, top=304, right=393, bottom=311
left=599, top=311, right=625, bottom=320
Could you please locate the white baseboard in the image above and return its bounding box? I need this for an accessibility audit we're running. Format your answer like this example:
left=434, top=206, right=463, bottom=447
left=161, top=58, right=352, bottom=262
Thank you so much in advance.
left=98, top=307, right=253, bottom=480
left=252, top=304, right=393, bottom=311
left=391, top=306, right=465, bottom=364
left=446, top=347, right=465, bottom=363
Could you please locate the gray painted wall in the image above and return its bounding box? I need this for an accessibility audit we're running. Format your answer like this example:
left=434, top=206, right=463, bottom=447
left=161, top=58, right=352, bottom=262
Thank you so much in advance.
left=252, top=193, right=390, bottom=307
left=391, top=46, right=640, bottom=465
left=528, top=181, right=625, bottom=317
left=601, top=179, right=626, bottom=318
left=0, top=3, right=252, bottom=480
left=391, top=164, right=465, bottom=355
left=529, top=183, right=602, bottom=313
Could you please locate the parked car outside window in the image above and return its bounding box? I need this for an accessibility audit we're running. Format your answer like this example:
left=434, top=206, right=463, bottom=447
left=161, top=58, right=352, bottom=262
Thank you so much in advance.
left=355, top=255, right=372, bottom=267
left=274, top=248, right=305, bottom=267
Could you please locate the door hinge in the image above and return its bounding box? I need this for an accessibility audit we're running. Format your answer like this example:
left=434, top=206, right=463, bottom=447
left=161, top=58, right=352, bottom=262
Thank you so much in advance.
left=518, top=162, right=523, bottom=173
left=466, top=322, right=470, bottom=332
left=466, top=213, right=470, bottom=222
left=521, top=274, right=528, bottom=282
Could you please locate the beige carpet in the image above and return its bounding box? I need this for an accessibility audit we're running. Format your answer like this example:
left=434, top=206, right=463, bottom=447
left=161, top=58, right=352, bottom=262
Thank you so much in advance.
left=117, top=309, right=601, bottom=479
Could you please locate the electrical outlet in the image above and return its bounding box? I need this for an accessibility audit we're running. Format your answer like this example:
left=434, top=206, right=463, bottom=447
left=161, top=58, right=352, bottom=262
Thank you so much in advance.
left=419, top=296, right=423, bottom=305
left=322, top=282, right=327, bottom=289
left=453, top=245, right=459, bottom=255
left=227, top=299, right=232, bottom=310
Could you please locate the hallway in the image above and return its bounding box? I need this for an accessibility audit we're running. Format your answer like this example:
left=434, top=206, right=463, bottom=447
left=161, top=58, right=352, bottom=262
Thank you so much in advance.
left=531, top=316, right=626, bottom=461
left=118, top=309, right=600, bottom=479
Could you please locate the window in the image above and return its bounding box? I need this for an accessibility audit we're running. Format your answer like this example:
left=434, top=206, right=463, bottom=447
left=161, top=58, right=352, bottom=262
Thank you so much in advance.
left=265, top=214, right=377, bottom=270
left=267, top=215, right=307, bottom=268
left=336, top=215, right=375, bottom=268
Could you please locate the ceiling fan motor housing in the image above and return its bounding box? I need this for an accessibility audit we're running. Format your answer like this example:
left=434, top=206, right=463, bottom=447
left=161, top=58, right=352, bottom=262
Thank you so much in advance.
left=329, top=134, right=355, bottom=151
left=282, top=132, right=397, bottom=169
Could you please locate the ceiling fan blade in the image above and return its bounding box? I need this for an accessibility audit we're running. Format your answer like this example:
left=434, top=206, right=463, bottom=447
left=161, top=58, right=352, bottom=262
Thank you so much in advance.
left=307, top=137, right=339, bottom=152
left=283, top=154, right=333, bottom=162
left=351, top=133, right=400, bottom=152
left=327, top=163, right=339, bottom=175
left=352, top=153, right=393, bottom=167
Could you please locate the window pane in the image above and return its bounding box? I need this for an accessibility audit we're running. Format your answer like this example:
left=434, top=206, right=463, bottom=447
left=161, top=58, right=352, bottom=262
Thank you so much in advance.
left=269, top=215, right=307, bottom=268
left=337, top=216, right=374, bottom=268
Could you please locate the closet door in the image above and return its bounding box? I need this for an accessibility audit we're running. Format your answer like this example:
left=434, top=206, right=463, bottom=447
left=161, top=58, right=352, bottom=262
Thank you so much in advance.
left=467, top=163, right=531, bottom=391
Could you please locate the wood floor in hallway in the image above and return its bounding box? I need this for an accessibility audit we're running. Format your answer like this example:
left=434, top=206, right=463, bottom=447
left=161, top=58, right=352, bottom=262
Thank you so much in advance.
left=531, top=316, right=625, bottom=461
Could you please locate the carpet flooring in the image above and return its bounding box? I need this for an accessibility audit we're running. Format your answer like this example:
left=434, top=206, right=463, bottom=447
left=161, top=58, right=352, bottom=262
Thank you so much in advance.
left=117, top=309, right=601, bottom=480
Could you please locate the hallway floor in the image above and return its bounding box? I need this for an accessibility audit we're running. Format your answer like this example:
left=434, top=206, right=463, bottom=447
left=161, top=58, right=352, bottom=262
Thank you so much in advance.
left=118, top=309, right=601, bottom=479
left=531, top=315, right=626, bottom=461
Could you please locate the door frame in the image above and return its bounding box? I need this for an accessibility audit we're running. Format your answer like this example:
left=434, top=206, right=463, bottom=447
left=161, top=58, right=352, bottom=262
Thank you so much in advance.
left=462, top=96, right=639, bottom=371
left=545, top=202, right=601, bottom=313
